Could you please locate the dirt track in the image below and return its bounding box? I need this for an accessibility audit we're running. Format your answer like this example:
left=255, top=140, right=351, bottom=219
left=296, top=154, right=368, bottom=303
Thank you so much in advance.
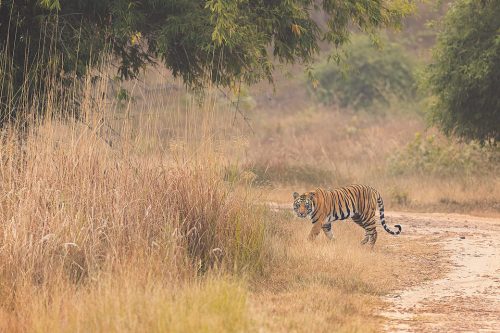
left=268, top=203, right=500, bottom=332
left=382, top=212, right=500, bottom=332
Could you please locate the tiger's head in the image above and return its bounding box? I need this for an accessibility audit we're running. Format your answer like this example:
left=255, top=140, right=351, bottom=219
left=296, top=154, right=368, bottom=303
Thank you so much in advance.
left=293, top=191, right=315, bottom=218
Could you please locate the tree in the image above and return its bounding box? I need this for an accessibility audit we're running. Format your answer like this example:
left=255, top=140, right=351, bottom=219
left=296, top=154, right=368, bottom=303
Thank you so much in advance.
left=0, top=0, right=414, bottom=122
left=426, top=0, right=500, bottom=144
left=309, top=36, right=416, bottom=110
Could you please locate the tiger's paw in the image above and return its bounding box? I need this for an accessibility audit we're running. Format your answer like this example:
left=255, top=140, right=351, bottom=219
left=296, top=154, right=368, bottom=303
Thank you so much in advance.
left=307, top=235, right=318, bottom=242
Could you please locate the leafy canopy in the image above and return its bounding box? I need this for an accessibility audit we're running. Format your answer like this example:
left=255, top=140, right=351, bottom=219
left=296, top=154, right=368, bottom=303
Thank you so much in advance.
left=1, top=0, right=413, bottom=88
left=425, top=0, right=500, bottom=144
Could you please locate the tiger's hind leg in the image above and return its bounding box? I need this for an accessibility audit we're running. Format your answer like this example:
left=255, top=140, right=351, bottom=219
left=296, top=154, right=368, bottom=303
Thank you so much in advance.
left=352, top=214, right=377, bottom=246
left=352, top=214, right=369, bottom=244
left=360, top=235, right=370, bottom=245
left=369, top=230, right=378, bottom=247
left=364, top=218, right=378, bottom=247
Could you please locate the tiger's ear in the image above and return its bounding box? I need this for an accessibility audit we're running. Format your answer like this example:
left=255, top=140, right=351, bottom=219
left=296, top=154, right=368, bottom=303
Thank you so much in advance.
left=293, top=192, right=300, bottom=199
left=308, top=192, right=315, bottom=200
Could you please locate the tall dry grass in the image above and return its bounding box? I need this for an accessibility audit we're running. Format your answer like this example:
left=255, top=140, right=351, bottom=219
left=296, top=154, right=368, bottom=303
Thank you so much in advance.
left=252, top=210, right=443, bottom=333
left=0, top=55, right=270, bottom=331
left=2, top=275, right=253, bottom=333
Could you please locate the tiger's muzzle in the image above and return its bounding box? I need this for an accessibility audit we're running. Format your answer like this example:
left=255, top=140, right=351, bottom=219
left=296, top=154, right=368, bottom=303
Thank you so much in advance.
left=296, top=211, right=308, bottom=218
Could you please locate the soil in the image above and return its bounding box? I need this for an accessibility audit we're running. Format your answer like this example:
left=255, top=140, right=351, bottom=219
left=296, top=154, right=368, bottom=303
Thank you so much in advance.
left=381, top=211, right=500, bottom=333
left=265, top=203, right=500, bottom=332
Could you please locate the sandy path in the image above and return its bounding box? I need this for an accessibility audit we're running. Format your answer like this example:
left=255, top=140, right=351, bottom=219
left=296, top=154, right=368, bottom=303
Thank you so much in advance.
left=268, top=203, right=500, bottom=332
left=381, top=212, right=500, bottom=332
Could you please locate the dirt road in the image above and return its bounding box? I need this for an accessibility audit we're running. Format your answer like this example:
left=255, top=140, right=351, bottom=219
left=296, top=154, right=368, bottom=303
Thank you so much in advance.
left=381, top=211, right=500, bottom=332
left=267, top=203, right=500, bottom=332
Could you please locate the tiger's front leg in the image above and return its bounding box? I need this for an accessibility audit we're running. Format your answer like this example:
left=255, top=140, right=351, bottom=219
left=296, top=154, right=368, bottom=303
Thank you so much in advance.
left=321, top=222, right=334, bottom=240
left=308, top=222, right=323, bottom=241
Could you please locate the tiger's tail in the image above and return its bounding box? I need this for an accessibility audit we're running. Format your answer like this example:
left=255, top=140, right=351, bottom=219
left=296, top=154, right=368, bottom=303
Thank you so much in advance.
left=376, top=193, right=401, bottom=235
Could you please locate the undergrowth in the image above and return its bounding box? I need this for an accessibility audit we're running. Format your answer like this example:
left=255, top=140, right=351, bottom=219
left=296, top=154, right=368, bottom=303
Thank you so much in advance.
left=388, top=132, right=499, bottom=177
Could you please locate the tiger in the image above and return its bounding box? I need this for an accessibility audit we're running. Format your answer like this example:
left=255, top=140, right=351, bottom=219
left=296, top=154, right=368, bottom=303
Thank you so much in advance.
left=292, top=184, right=401, bottom=246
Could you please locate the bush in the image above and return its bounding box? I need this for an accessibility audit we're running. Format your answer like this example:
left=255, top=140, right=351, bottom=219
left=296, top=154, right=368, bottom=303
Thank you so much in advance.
left=389, top=187, right=411, bottom=206
left=309, top=36, right=417, bottom=110
left=425, top=0, right=500, bottom=143
left=388, top=132, right=499, bottom=176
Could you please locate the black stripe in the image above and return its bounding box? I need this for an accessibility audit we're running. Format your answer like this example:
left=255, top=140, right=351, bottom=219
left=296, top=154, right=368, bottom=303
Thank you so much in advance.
left=346, top=188, right=356, bottom=208
left=337, top=195, right=345, bottom=219
left=341, top=189, right=350, bottom=218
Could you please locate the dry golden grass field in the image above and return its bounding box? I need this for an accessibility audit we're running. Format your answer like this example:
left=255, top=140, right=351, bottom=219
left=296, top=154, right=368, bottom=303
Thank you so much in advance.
left=1, top=2, right=499, bottom=329
left=0, top=62, right=498, bottom=333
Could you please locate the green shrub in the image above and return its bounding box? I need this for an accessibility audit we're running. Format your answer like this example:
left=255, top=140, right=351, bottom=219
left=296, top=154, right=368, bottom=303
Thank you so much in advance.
left=309, top=36, right=417, bottom=110
left=425, top=0, right=500, bottom=143
left=388, top=132, right=499, bottom=176
left=390, top=187, right=411, bottom=206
